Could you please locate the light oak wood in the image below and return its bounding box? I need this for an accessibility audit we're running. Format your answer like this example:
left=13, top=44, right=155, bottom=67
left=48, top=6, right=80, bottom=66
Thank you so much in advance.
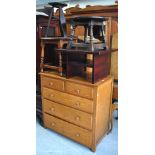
left=43, top=87, right=93, bottom=113
left=63, top=117, right=92, bottom=147
left=41, top=76, right=64, bottom=91
left=95, top=79, right=113, bottom=144
left=43, top=99, right=93, bottom=130
left=44, top=112, right=64, bottom=133
left=40, top=72, right=113, bottom=151
left=65, top=81, right=94, bottom=100
left=44, top=113, right=92, bottom=147
left=40, top=72, right=111, bottom=87
left=110, top=32, right=118, bottom=80
left=65, top=5, right=118, bottom=19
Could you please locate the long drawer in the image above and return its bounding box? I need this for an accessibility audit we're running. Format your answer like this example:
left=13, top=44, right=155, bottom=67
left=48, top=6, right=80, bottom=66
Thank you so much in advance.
left=65, top=81, right=94, bottom=99
left=44, top=113, right=92, bottom=147
left=43, top=87, right=93, bottom=113
left=41, top=76, right=64, bottom=91
left=43, top=99, right=93, bottom=130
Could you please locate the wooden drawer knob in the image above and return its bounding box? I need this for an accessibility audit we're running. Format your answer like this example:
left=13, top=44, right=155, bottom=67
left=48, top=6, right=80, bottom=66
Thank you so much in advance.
left=51, top=122, right=55, bottom=126
left=75, top=89, right=80, bottom=94
left=75, top=133, right=80, bottom=137
left=49, top=82, right=53, bottom=86
left=75, top=116, right=80, bottom=121
left=50, top=107, right=55, bottom=112
left=50, top=94, right=54, bottom=97
left=74, top=102, right=80, bottom=107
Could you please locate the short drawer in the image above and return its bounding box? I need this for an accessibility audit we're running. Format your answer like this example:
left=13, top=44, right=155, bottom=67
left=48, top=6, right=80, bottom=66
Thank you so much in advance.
left=65, top=81, right=94, bottom=99
left=63, top=117, right=92, bottom=147
left=44, top=113, right=92, bottom=147
left=44, top=113, right=64, bottom=134
left=43, top=99, right=93, bottom=130
left=41, top=76, right=64, bottom=91
left=43, top=87, right=93, bottom=113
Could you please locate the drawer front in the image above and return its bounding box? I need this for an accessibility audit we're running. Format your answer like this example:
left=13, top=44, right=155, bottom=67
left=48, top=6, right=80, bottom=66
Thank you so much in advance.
left=44, top=113, right=92, bottom=147
left=44, top=113, right=64, bottom=134
left=43, top=87, right=93, bottom=113
left=41, top=76, right=64, bottom=91
left=63, top=118, right=92, bottom=147
left=65, top=81, right=94, bottom=99
left=43, top=99, right=93, bottom=130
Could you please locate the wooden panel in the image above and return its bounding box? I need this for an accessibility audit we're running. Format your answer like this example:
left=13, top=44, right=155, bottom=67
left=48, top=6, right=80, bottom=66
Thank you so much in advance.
left=41, top=76, right=64, bottom=91
left=65, top=81, right=94, bottom=99
left=63, top=117, right=92, bottom=147
left=44, top=113, right=64, bottom=134
left=43, top=99, right=93, bottom=130
left=95, top=78, right=113, bottom=144
left=43, top=87, right=93, bottom=113
left=65, top=5, right=118, bottom=18
left=94, top=53, right=111, bottom=83
left=110, top=32, right=118, bottom=80
left=44, top=113, right=92, bottom=147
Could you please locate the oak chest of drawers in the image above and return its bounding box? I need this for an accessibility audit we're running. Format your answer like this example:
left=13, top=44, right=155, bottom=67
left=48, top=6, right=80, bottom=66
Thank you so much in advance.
left=40, top=72, right=113, bottom=151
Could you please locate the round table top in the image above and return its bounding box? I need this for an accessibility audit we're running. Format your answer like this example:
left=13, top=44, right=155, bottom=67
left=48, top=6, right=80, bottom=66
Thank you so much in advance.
left=48, top=2, right=67, bottom=8
left=69, top=16, right=107, bottom=23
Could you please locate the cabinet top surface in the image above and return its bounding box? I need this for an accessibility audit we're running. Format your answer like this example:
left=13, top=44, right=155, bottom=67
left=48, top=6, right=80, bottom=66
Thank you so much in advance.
left=41, top=37, right=71, bottom=41
left=56, top=48, right=114, bottom=54
left=40, top=72, right=113, bottom=87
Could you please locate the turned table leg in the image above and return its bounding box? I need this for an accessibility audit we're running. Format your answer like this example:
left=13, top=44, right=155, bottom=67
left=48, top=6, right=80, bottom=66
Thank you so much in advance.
left=90, top=24, right=94, bottom=52
left=57, top=41, right=64, bottom=76
left=58, top=51, right=63, bottom=76
left=40, top=41, right=45, bottom=72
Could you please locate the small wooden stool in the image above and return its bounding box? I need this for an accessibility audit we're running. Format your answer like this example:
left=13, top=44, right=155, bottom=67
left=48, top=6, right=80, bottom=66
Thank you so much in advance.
left=40, top=37, right=71, bottom=75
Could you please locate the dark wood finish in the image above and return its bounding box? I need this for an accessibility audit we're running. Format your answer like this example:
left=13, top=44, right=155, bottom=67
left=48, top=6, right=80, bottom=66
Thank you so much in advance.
left=41, top=2, right=67, bottom=37
left=64, top=5, right=118, bottom=49
left=93, top=51, right=111, bottom=83
left=55, top=16, right=113, bottom=83
left=36, top=85, right=43, bottom=125
left=40, top=37, right=71, bottom=75
left=36, top=15, right=48, bottom=86
left=56, top=49, right=112, bottom=84
left=36, top=15, right=62, bottom=86
left=67, top=16, right=107, bottom=51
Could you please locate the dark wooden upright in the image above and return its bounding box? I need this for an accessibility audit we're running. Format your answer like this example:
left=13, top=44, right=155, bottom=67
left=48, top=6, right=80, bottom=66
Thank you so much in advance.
left=39, top=2, right=70, bottom=75
left=45, top=2, right=67, bottom=37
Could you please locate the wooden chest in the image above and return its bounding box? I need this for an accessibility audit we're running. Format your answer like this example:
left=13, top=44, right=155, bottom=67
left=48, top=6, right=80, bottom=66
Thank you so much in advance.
left=40, top=72, right=113, bottom=151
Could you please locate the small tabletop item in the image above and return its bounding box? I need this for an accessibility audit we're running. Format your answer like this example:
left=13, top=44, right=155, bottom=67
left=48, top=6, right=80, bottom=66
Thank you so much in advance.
left=68, top=16, right=108, bottom=52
